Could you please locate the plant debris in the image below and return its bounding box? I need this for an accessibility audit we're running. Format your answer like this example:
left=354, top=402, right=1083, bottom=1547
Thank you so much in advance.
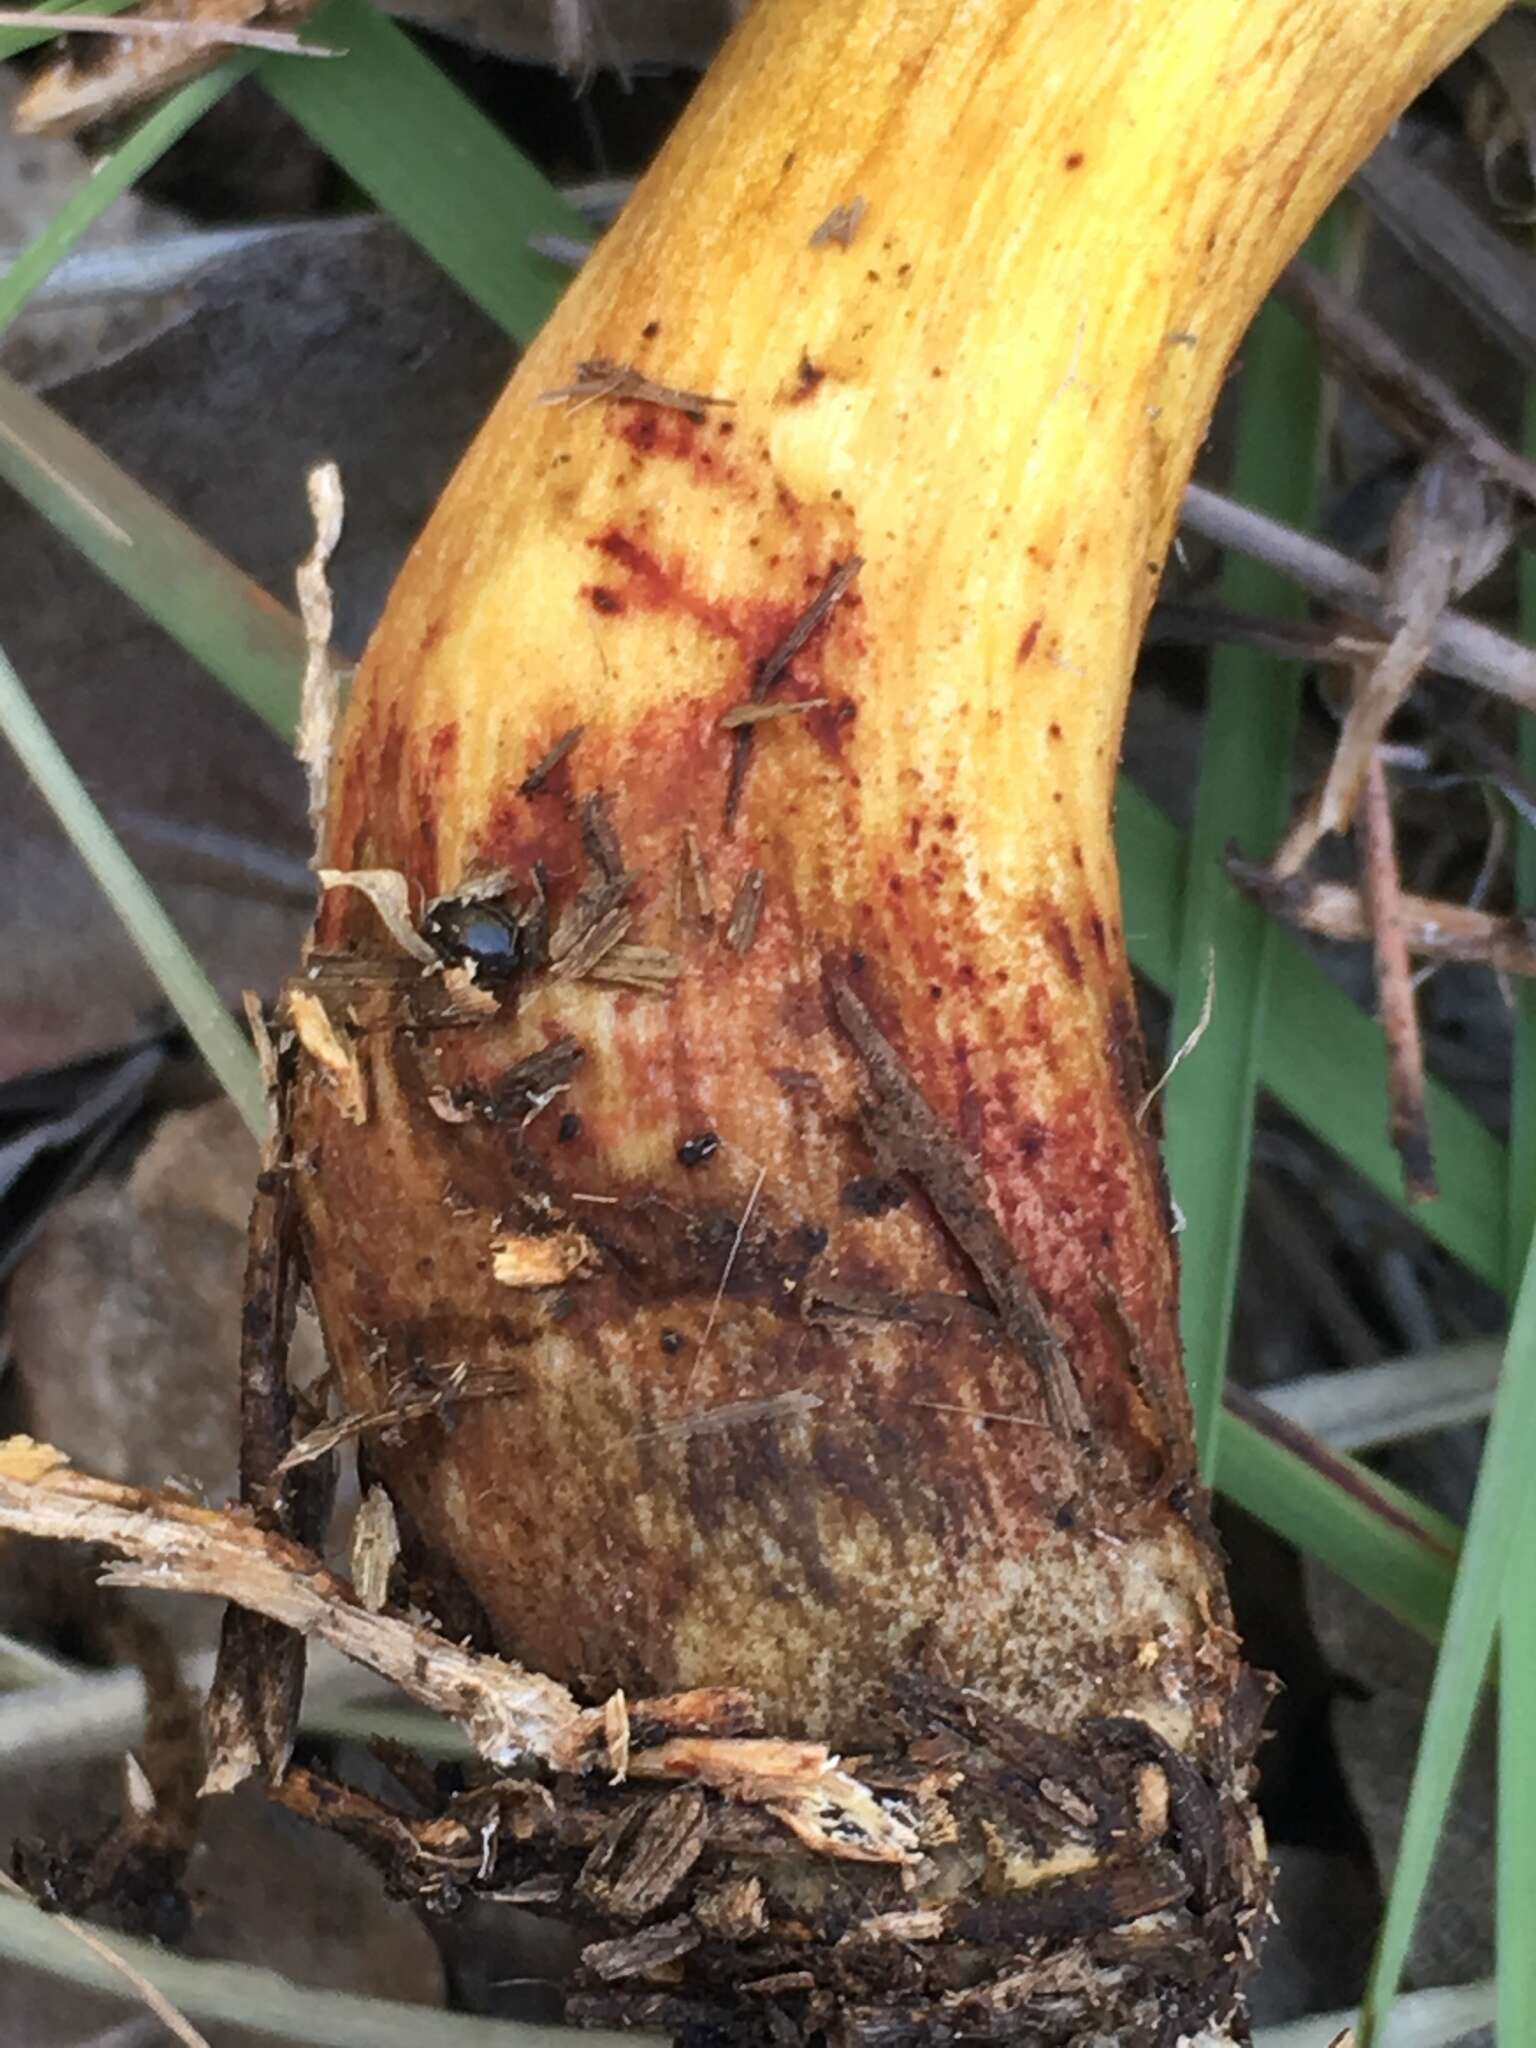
left=1358, top=753, right=1437, bottom=1201
left=520, top=723, right=586, bottom=794
left=810, top=197, right=867, bottom=247
left=540, top=359, right=734, bottom=421
left=294, top=461, right=346, bottom=855
left=316, top=868, right=438, bottom=966
left=725, top=868, right=765, bottom=954
left=723, top=556, right=862, bottom=829
left=831, top=977, right=1089, bottom=1443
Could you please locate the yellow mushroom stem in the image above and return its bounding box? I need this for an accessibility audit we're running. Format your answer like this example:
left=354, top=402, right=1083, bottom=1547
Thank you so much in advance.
left=278, top=0, right=1501, bottom=2035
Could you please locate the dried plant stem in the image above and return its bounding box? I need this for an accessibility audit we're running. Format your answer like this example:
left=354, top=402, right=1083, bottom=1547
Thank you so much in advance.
left=1180, top=483, right=1536, bottom=712
left=0, top=1869, right=212, bottom=2048
left=1228, top=860, right=1536, bottom=976
left=1359, top=753, right=1438, bottom=1200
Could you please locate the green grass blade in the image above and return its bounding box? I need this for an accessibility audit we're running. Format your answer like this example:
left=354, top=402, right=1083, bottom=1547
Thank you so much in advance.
left=1117, top=779, right=1507, bottom=1290
left=1361, top=1230, right=1536, bottom=2040
left=0, top=369, right=304, bottom=733
left=0, top=635, right=265, bottom=1133
left=0, top=1886, right=628, bottom=2048
left=0, top=61, right=251, bottom=339
left=1495, top=398, right=1536, bottom=2048
left=1164, top=236, right=1335, bottom=1475
left=1217, top=1395, right=1458, bottom=1645
left=259, top=0, right=588, bottom=344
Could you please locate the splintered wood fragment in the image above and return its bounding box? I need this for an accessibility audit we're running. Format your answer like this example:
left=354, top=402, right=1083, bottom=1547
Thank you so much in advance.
left=540, top=359, right=734, bottom=420
left=351, top=1486, right=400, bottom=1613
left=578, top=1785, right=708, bottom=1919
left=586, top=944, right=682, bottom=988
left=605, top=1690, right=631, bottom=1781
left=316, top=869, right=438, bottom=966
left=724, top=556, right=862, bottom=828
left=243, top=991, right=279, bottom=1101
left=810, top=196, right=867, bottom=247
left=579, top=791, right=627, bottom=883
left=205, top=1165, right=327, bottom=1794
left=0, top=1451, right=918, bottom=1862
left=625, top=1737, right=919, bottom=1863
left=1228, top=856, right=1536, bottom=975
left=552, top=904, right=634, bottom=980
left=677, top=825, right=714, bottom=925
left=1359, top=754, right=1438, bottom=1200
left=582, top=1914, right=701, bottom=1982
left=491, top=1227, right=597, bottom=1288
left=693, top=1874, right=766, bottom=1939
left=287, top=989, right=366, bottom=1122
left=719, top=696, right=830, bottom=729
left=725, top=869, right=765, bottom=954
left=830, top=978, right=1088, bottom=1441
left=520, top=723, right=585, bottom=794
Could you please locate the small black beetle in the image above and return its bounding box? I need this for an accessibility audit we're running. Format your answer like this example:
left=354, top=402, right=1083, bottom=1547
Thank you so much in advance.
left=423, top=897, right=527, bottom=985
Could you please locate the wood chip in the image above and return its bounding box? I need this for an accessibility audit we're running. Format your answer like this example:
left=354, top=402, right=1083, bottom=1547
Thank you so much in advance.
left=491, top=1227, right=597, bottom=1288
left=677, top=825, right=714, bottom=926
left=585, top=943, right=681, bottom=988
left=520, top=724, right=585, bottom=795
left=724, top=556, right=862, bottom=828
left=351, top=1486, right=400, bottom=1614
left=719, top=696, right=829, bottom=730
left=725, top=869, right=765, bottom=955
left=693, top=1874, right=766, bottom=1940
left=287, top=988, right=366, bottom=1123
left=579, top=1786, right=707, bottom=1921
left=581, top=1914, right=701, bottom=1983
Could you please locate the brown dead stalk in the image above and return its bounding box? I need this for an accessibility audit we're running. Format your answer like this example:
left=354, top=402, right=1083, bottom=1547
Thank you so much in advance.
left=1358, top=753, right=1438, bottom=1200
left=1229, top=857, right=1536, bottom=978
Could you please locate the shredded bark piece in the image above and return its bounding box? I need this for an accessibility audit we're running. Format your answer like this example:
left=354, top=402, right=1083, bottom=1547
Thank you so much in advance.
left=586, top=944, right=682, bottom=988
left=724, top=557, right=862, bottom=829
left=551, top=904, right=634, bottom=980
left=677, top=824, right=714, bottom=927
left=726, top=869, right=765, bottom=954
left=540, top=358, right=734, bottom=420
left=810, top=196, right=867, bottom=247
left=830, top=978, right=1088, bottom=1441
left=205, top=1166, right=331, bottom=1793
left=1359, top=753, right=1438, bottom=1199
left=719, top=696, right=830, bottom=729
left=294, top=461, right=345, bottom=855
left=520, top=723, right=585, bottom=794
left=315, top=868, right=438, bottom=966
left=582, top=1914, right=701, bottom=1982
left=287, top=989, right=366, bottom=1123
left=351, top=1485, right=400, bottom=1614
left=578, top=1786, right=708, bottom=1920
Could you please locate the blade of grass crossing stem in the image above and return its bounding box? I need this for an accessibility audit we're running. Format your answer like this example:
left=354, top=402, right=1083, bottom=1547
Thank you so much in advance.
left=0, top=61, right=251, bottom=339
left=1361, top=1246, right=1536, bottom=2037
left=258, top=0, right=588, bottom=345
left=1215, top=1399, right=1458, bottom=1644
left=0, top=370, right=304, bottom=733
left=1164, top=217, right=1339, bottom=1475
left=1495, top=394, right=1536, bottom=2048
left=0, top=638, right=265, bottom=1136
left=1116, top=781, right=1507, bottom=1290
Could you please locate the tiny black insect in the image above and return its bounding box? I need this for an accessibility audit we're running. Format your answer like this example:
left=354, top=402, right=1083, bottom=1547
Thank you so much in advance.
left=423, top=897, right=526, bottom=984
left=558, top=1111, right=583, bottom=1142
left=659, top=1328, right=685, bottom=1355
left=677, top=1131, right=720, bottom=1167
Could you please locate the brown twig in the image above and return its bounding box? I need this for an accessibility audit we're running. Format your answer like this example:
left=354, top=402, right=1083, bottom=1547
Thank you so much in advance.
left=1179, top=481, right=1536, bottom=713
left=1358, top=753, right=1438, bottom=1201
left=1228, top=855, right=1536, bottom=976
left=1275, top=447, right=1511, bottom=872
left=1277, top=259, right=1536, bottom=506
left=0, top=1447, right=917, bottom=1864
